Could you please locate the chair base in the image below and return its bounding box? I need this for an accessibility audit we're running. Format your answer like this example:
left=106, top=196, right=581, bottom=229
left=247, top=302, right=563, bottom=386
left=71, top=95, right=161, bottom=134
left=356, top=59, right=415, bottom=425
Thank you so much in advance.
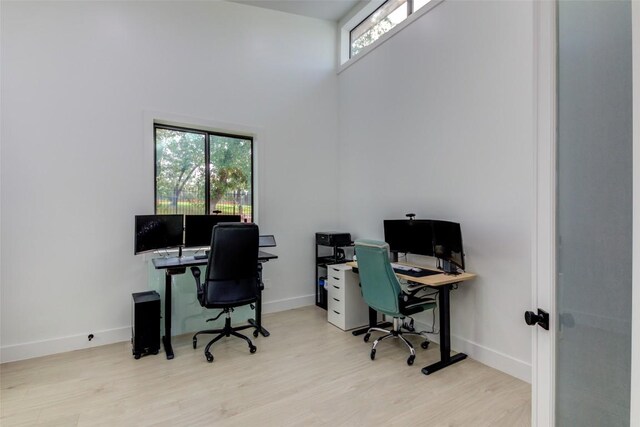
left=364, top=317, right=430, bottom=366
left=193, top=310, right=256, bottom=362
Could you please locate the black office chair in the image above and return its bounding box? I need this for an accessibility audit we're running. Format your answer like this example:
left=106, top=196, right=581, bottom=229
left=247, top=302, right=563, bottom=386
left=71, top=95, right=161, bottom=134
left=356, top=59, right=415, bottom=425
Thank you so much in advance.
left=190, top=222, right=261, bottom=362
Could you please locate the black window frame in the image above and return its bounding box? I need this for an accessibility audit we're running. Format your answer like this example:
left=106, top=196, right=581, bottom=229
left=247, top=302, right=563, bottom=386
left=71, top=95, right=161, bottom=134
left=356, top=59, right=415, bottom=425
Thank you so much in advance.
left=153, top=123, right=254, bottom=220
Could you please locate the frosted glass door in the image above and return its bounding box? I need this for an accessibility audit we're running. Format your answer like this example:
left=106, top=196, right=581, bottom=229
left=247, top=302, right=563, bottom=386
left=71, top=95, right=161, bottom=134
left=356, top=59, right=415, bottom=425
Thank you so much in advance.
left=556, top=0, right=632, bottom=425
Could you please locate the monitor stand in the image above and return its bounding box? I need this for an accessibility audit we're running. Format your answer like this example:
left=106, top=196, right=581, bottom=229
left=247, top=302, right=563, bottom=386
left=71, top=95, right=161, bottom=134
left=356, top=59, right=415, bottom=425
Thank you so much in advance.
left=441, top=259, right=460, bottom=275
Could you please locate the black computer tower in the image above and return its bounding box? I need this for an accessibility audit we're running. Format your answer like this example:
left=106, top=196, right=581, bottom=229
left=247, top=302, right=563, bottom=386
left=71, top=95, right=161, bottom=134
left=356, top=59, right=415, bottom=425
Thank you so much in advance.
left=131, top=291, right=160, bottom=359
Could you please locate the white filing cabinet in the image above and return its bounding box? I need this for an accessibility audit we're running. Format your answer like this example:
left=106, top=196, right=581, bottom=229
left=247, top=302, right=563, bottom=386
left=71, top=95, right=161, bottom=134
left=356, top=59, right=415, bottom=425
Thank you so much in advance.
left=326, top=264, right=370, bottom=331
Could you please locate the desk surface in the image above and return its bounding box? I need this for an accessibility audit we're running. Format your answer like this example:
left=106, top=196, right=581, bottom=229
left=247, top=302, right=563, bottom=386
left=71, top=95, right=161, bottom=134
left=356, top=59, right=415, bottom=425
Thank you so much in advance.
left=345, top=261, right=475, bottom=288
left=153, top=251, right=278, bottom=269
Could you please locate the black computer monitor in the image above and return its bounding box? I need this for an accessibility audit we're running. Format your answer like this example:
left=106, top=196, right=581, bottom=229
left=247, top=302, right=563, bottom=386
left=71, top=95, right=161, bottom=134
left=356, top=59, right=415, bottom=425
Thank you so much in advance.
left=184, top=215, right=241, bottom=248
left=383, top=219, right=434, bottom=257
left=432, top=220, right=465, bottom=272
left=134, top=215, right=184, bottom=255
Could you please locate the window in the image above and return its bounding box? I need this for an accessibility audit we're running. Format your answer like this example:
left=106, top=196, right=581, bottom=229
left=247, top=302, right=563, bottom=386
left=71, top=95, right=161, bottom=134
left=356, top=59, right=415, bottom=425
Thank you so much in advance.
left=154, top=124, right=253, bottom=221
left=349, top=0, right=433, bottom=58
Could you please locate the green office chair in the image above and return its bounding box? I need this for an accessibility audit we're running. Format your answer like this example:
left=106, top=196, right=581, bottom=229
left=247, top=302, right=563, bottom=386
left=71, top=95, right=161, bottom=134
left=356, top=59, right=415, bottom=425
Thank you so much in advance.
left=354, top=239, right=436, bottom=366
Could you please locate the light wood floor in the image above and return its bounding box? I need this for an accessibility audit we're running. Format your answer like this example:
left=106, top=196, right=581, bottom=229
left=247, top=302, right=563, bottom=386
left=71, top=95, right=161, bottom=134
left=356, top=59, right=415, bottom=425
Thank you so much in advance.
left=1, top=306, right=530, bottom=426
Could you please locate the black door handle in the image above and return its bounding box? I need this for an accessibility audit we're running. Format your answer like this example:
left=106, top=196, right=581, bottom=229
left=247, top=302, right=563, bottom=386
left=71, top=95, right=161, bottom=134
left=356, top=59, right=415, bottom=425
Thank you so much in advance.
left=524, top=309, right=549, bottom=330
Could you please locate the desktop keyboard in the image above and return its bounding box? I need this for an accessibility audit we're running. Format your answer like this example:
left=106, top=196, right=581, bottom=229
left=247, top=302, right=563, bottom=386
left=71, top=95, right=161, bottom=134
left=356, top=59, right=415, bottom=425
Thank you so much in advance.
left=390, top=263, right=440, bottom=278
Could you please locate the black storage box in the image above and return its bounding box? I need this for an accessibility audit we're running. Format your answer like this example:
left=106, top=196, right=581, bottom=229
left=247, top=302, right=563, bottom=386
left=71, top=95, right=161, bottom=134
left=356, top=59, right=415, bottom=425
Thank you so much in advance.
left=316, top=232, right=351, bottom=247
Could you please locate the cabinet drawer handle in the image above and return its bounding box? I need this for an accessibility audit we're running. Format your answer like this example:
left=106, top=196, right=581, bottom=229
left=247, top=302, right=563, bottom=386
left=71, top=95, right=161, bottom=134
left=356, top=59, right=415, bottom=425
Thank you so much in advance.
left=333, top=298, right=340, bottom=302
left=332, top=276, right=341, bottom=280
left=333, top=310, right=340, bottom=315
left=333, top=285, right=340, bottom=289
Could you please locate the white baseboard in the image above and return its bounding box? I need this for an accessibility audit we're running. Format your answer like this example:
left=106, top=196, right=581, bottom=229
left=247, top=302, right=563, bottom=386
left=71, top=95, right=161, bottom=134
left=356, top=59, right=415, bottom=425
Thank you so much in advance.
left=414, top=319, right=532, bottom=383
left=0, top=327, right=131, bottom=364
left=262, top=293, right=316, bottom=314
left=0, top=294, right=317, bottom=364
left=449, top=334, right=531, bottom=383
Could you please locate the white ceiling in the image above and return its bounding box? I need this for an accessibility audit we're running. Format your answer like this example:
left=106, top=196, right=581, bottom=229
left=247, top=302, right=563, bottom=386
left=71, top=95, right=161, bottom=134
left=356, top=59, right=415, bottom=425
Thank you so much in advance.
left=230, top=0, right=360, bottom=22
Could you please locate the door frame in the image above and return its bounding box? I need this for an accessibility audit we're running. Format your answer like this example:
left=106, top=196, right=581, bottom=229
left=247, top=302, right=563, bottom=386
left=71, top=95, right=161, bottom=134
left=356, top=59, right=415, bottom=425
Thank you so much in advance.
left=632, top=1, right=639, bottom=424
left=532, top=0, right=556, bottom=425
left=533, top=1, right=639, bottom=425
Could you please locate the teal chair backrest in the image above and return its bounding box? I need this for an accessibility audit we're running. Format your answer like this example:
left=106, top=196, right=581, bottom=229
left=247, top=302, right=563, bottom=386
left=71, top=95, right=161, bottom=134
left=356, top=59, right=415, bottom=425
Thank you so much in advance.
left=354, top=240, right=402, bottom=317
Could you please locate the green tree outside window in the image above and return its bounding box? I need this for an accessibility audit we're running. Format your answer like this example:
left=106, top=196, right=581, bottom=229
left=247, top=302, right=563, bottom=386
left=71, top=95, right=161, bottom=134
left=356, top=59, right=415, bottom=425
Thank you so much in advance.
left=155, top=126, right=253, bottom=220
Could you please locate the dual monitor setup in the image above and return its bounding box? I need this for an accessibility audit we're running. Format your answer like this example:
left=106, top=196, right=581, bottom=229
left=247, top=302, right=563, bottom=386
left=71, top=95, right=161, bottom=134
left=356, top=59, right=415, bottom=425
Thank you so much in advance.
left=134, top=214, right=242, bottom=255
left=135, top=213, right=462, bottom=272
left=383, top=216, right=465, bottom=274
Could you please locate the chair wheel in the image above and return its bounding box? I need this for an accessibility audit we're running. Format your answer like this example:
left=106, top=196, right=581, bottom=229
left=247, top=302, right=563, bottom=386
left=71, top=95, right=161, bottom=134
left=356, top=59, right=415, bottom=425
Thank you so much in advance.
left=205, top=352, right=214, bottom=363
left=134, top=354, right=141, bottom=360
left=370, top=349, right=376, bottom=360
left=152, top=350, right=159, bottom=355
left=407, top=355, right=415, bottom=365
left=364, top=333, right=370, bottom=343
left=249, top=345, right=257, bottom=354
left=421, top=341, right=429, bottom=349
left=193, top=338, right=197, bottom=349
left=403, top=321, right=415, bottom=332
left=253, top=330, right=259, bottom=338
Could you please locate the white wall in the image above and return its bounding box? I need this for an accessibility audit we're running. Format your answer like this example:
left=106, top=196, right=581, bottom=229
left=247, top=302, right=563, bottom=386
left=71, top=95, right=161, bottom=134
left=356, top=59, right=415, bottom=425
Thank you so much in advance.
left=337, top=0, right=534, bottom=381
left=0, top=1, right=339, bottom=362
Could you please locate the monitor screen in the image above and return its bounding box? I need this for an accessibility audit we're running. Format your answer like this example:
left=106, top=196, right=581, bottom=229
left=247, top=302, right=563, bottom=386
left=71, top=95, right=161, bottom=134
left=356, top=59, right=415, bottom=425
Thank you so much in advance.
left=259, top=235, right=276, bottom=248
left=383, top=219, right=434, bottom=257
left=432, top=220, right=465, bottom=270
left=134, top=215, right=184, bottom=254
left=184, top=215, right=241, bottom=248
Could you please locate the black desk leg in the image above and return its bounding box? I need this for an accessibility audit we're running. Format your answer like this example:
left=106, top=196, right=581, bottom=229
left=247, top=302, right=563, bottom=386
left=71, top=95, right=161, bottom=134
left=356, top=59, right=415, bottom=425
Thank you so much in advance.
left=421, top=284, right=466, bottom=375
left=162, top=272, right=174, bottom=360
left=352, top=307, right=393, bottom=336
left=248, top=263, right=270, bottom=337
left=248, top=293, right=270, bottom=337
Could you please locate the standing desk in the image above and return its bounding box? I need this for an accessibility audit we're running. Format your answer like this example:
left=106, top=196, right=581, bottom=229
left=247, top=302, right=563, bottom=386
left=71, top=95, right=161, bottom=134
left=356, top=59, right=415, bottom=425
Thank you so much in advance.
left=346, top=261, right=475, bottom=375
left=152, top=250, right=278, bottom=360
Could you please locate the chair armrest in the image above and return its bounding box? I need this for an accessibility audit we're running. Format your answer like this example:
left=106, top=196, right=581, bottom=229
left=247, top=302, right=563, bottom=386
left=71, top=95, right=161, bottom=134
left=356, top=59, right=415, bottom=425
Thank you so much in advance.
left=191, top=267, right=204, bottom=301
left=257, top=264, right=264, bottom=291
left=399, top=293, right=436, bottom=313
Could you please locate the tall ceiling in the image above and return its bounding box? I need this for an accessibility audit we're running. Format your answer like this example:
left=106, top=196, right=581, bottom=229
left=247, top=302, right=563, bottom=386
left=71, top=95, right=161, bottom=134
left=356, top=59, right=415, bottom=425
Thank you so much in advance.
left=230, top=0, right=360, bottom=22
